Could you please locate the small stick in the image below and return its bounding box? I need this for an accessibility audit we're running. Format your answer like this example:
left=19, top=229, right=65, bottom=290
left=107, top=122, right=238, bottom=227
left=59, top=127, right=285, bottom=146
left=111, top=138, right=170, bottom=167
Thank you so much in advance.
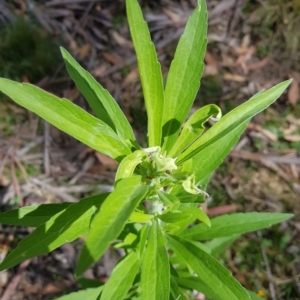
left=1, top=260, right=31, bottom=300
left=257, top=231, right=277, bottom=300
left=9, top=155, right=22, bottom=206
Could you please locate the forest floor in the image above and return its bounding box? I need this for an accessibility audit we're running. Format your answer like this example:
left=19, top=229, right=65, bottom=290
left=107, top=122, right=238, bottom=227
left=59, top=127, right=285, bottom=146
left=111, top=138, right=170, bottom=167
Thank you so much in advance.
left=0, top=0, right=300, bottom=299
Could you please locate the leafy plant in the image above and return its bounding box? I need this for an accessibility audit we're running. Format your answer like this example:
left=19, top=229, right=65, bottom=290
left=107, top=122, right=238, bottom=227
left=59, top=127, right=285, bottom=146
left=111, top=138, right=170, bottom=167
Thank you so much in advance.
left=0, top=0, right=293, bottom=299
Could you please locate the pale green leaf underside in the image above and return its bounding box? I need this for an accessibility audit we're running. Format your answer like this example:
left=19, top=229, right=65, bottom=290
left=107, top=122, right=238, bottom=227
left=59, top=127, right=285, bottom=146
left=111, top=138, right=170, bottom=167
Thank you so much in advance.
left=0, top=79, right=131, bottom=161
left=61, top=47, right=135, bottom=141
left=169, top=104, right=221, bottom=157
left=180, top=212, right=293, bottom=240
left=76, top=176, right=148, bottom=276
left=178, top=79, right=292, bottom=164
left=141, top=219, right=170, bottom=300
left=101, top=252, right=140, bottom=300
left=115, top=150, right=147, bottom=184
left=55, top=286, right=103, bottom=300
left=168, top=235, right=250, bottom=300
left=0, top=194, right=109, bottom=270
left=126, top=0, right=164, bottom=146
left=162, top=0, right=208, bottom=152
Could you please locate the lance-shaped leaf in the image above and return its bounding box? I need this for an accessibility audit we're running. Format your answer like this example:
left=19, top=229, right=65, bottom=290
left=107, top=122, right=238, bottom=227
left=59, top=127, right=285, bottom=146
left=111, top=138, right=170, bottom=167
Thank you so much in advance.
left=61, top=47, right=134, bottom=141
left=161, top=0, right=208, bottom=152
left=0, top=79, right=131, bottom=161
left=179, top=204, right=210, bottom=227
left=205, top=235, right=239, bottom=257
left=55, top=286, right=103, bottom=300
left=0, top=202, right=71, bottom=227
left=126, top=0, right=164, bottom=147
left=169, top=104, right=221, bottom=157
left=141, top=219, right=170, bottom=300
left=167, top=235, right=250, bottom=300
left=176, top=276, right=223, bottom=300
left=115, top=150, right=147, bottom=184
left=101, top=252, right=140, bottom=300
left=0, top=193, right=109, bottom=270
left=170, top=277, right=187, bottom=300
left=192, top=120, right=248, bottom=183
left=76, top=176, right=148, bottom=276
left=177, top=79, right=292, bottom=164
left=180, top=212, right=293, bottom=241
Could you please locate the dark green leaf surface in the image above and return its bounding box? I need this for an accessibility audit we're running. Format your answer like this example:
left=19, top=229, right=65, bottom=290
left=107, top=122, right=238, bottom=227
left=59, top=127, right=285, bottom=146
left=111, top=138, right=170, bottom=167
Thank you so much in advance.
left=0, top=79, right=131, bottom=160
left=101, top=252, right=140, bottom=300
left=167, top=235, right=250, bottom=300
left=180, top=213, right=293, bottom=240
left=76, top=176, right=148, bottom=276
left=162, top=0, right=208, bottom=152
left=141, top=219, right=170, bottom=300
left=178, top=79, right=292, bottom=164
left=0, top=202, right=71, bottom=227
left=0, top=194, right=108, bottom=270
left=126, top=0, right=164, bottom=146
left=61, top=48, right=134, bottom=141
left=55, top=286, right=103, bottom=300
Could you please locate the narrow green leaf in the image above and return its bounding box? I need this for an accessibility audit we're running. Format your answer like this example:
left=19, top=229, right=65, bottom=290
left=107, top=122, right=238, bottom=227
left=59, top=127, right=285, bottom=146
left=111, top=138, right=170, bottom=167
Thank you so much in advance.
left=180, top=212, right=293, bottom=240
left=55, top=286, right=103, bottom=300
left=170, top=277, right=187, bottom=300
left=115, top=150, right=147, bottom=184
left=129, top=211, right=154, bottom=223
left=157, top=191, right=180, bottom=211
left=192, top=120, right=248, bottom=183
left=158, top=212, right=192, bottom=224
left=101, top=252, right=140, bottom=300
left=163, top=214, right=196, bottom=234
left=167, top=235, right=250, bottom=300
left=205, top=235, right=240, bottom=257
left=176, top=277, right=223, bottom=300
left=0, top=79, right=131, bottom=161
left=169, top=104, right=221, bottom=157
left=0, top=202, right=71, bottom=227
left=61, top=47, right=134, bottom=141
left=76, top=176, right=148, bottom=276
left=126, top=0, right=164, bottom=146
left=177, top=79, right=292, bottom=164
left=161, top=0, right=208, bottom=152
left=179, top=204, right=211, bottom=227
left=141, top=219, right=170, bottom=300
left=0, top=193, right=109, bottom=270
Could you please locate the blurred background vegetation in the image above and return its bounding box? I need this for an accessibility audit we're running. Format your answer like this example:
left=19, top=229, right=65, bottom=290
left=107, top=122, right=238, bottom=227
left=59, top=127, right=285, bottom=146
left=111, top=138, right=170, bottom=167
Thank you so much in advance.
left=0, top=0, right=299, bottom=299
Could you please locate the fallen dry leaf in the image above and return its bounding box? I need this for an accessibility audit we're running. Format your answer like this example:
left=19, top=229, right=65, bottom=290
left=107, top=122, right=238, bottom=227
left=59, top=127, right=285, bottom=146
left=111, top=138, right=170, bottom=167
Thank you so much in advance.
left=112, top=31, right=133, bottom=48
left=204, top=51, right=218, bottom=76
left=94, top=152, right=119, bottom=170
left=223, top=73, right=246, bottom=82
left=288, top=80, right=299, bottom=105
left=247, top=56, right=269, bottom=71
left=284, top=134, right=300, bottom=142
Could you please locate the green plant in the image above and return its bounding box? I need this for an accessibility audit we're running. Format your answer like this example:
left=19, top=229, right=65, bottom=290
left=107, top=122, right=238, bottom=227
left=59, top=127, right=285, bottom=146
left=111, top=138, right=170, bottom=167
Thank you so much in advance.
left=0, top=0, right=293, bottom=299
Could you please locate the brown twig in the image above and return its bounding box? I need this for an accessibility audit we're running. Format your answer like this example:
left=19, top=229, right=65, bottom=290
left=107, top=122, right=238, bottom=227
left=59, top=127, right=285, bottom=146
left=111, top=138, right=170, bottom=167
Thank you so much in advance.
left=257, top=231, right=277, bottom=300
left=9, top=155, right=22, bottom=206
left=1, top=259, right=31, bottom=300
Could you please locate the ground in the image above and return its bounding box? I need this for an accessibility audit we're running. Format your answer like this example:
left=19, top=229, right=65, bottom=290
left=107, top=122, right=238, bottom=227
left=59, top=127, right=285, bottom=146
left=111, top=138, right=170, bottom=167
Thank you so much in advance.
left=0, top=0, right=299, bottom=299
